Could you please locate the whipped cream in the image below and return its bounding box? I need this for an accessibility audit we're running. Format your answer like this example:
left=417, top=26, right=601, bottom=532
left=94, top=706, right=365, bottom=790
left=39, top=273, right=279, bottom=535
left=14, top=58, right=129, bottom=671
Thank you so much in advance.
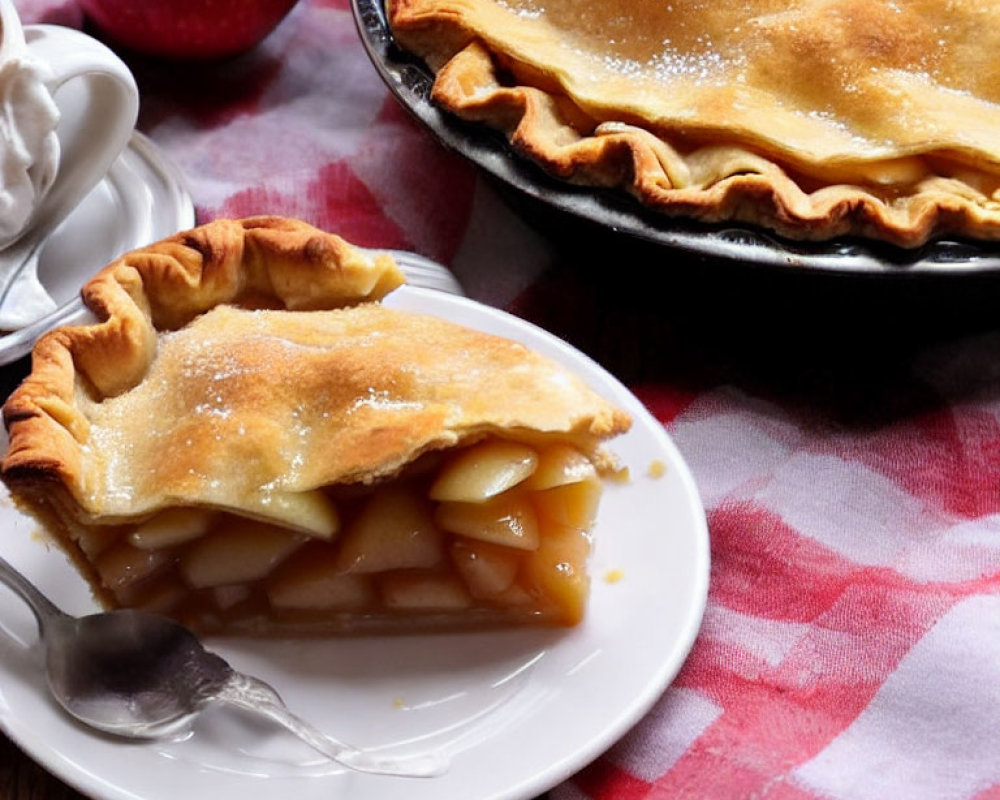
left=0, top=56, right=59, bottom=246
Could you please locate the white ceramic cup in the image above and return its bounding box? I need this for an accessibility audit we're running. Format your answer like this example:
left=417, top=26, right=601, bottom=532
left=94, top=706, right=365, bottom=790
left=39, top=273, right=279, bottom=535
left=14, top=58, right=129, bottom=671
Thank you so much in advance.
left=0, top=0, right=138, bottom=251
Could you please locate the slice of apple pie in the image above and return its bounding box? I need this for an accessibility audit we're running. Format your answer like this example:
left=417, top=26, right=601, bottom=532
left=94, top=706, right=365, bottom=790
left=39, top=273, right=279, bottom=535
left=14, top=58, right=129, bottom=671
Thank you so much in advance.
left=1, top=217, right=631, bottom=635
left=388, top=0, right=1000, bottom=246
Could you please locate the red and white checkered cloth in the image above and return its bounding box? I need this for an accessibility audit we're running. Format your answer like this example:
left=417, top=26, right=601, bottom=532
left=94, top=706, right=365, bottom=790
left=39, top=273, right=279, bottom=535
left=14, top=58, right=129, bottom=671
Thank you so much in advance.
left=16, top=1, right=1000, bottom=798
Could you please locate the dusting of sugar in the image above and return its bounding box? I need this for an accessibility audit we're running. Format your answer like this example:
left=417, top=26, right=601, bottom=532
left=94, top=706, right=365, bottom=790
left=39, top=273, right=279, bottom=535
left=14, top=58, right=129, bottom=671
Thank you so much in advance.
left=82, top=427, right=137, bottom=507
left=496, top=0, right=544, bottom=18
left=645, top=44, right=736, bottom=83
left=349, top=387, right=423, bottom=414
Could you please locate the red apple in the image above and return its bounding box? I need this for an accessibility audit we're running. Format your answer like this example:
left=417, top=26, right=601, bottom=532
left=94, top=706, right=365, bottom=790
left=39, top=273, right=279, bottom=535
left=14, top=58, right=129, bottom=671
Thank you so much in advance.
left=78, top=0, right=301, bottom=60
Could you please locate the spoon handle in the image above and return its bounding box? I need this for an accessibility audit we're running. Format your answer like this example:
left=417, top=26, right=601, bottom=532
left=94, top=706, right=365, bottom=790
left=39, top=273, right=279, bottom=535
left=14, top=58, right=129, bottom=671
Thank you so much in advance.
left=0, top=554, right=64, bottom=629
left=215, top=671, right=447, bottom=778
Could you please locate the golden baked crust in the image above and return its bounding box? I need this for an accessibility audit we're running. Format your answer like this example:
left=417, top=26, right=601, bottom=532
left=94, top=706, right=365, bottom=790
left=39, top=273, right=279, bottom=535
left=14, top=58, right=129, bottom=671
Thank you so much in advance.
left=1, top=216, right=631, bottom=634
left=389, top=0, right=1000, bottom=246
left=3, top=216, right=407, bottom=503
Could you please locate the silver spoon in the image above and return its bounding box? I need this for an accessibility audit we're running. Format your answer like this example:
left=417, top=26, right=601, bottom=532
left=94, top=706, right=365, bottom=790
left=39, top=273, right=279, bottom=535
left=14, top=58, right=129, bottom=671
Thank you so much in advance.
left=0, top=554, right=446, bottom=778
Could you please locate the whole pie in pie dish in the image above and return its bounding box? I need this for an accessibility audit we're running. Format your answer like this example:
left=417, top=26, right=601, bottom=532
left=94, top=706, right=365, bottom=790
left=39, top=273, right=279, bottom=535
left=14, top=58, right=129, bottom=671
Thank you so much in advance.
left=387, top=0, right=1000, bottom=247
left=1, top=217, right=631, bottom=635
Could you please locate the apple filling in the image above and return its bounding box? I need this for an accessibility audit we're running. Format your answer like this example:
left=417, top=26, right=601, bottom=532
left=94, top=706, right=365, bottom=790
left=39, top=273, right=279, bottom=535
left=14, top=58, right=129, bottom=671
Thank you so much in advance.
left=68, top=438, right=605, bottom=634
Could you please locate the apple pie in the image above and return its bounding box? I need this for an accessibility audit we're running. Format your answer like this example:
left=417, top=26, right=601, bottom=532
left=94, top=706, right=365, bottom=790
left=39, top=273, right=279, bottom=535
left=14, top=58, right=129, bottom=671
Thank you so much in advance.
left=1, top=217, right=631, bottom=635
left=388, top=0, right=1000, bottom=246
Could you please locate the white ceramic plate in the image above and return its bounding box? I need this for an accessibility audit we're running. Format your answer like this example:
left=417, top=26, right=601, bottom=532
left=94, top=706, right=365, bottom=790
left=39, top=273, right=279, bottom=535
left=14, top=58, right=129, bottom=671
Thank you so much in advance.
left=0, top=285, right=709, bottom=800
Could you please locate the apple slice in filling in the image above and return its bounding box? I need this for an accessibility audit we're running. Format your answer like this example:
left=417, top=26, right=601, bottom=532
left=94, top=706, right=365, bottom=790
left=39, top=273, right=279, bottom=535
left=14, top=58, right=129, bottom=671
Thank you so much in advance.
left=69, top=437, right=607, bottom=633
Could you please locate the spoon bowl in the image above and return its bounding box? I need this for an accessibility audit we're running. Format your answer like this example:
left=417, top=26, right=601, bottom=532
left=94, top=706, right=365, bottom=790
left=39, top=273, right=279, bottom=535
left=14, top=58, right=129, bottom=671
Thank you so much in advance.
left=44, top=608, right=231, bottom=738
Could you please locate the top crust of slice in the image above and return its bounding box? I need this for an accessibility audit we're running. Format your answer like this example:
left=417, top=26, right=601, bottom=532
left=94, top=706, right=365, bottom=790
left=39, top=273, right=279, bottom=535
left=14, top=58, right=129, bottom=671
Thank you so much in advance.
left=1, top=217, right=630, bottom=522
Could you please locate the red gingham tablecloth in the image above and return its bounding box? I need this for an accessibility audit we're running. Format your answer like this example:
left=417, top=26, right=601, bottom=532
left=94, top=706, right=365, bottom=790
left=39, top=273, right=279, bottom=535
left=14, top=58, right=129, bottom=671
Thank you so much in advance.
left=13, top=1, right=1000, bottom=798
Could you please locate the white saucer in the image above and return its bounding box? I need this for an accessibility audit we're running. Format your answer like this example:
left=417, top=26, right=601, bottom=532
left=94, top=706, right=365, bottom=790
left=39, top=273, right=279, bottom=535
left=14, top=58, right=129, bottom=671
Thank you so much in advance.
left=0, top=131, right=195, bottom=366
